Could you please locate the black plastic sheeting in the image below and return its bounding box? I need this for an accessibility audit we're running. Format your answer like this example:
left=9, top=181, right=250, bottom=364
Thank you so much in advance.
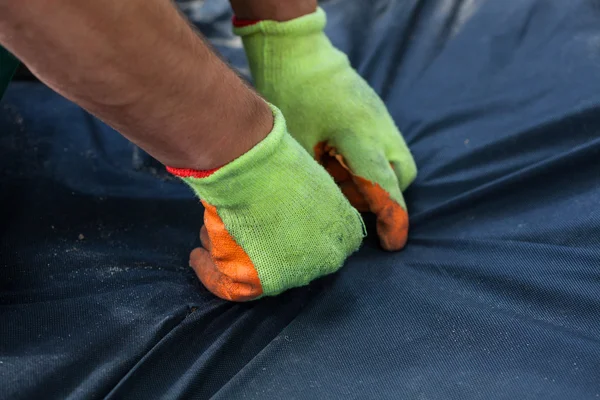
left=2, top=0, right=600, bottom=398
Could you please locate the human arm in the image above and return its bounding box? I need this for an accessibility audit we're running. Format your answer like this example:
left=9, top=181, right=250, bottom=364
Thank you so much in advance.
left=229, top=0, right=317, bottom=21
left=0, top=0, right=272, bottom=170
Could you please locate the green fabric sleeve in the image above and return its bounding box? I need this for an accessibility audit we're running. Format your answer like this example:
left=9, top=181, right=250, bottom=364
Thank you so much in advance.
left=0, top=47, right=19, bottom=100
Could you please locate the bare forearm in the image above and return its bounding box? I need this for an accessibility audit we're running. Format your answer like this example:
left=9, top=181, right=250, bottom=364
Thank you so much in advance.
left=229, top=0, right=317, bottom=21
left=0, top=0, right=271, bottom=170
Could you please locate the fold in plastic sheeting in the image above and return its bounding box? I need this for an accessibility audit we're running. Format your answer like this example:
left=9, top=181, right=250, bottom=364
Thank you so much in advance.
left=2, top=0, right=600, bottom=399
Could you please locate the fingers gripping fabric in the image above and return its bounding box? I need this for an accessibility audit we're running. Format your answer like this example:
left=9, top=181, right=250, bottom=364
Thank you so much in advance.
left=234, top=9, right=417, bottom=251
left=315, top=143, right=409, bottom=250
left=168, top=105, right=365, bottom=301
left=194, top=201, right=263, bottom=301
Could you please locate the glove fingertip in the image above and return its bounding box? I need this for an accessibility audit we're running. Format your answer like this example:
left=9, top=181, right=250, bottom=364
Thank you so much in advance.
left=377, top=210, right=409, bottom=252
left=199, top=225, right=212, bottom=251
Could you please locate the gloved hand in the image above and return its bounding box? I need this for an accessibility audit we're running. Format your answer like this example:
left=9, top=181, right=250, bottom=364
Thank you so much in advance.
left=234, top=8, right=417, bottom=251
left=168, top=105, right=364, bottom=301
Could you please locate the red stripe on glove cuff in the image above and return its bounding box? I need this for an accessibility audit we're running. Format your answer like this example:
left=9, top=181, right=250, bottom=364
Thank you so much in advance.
left=232, top=16, right=261, bottom=27
left=166, top=166, right=221, bottom=179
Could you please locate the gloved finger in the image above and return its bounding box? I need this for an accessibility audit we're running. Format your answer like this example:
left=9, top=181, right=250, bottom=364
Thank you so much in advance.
left=189, top=247, right=223, bottom=295
left=390, top=155, right=417, bottom=192
left=189, top=201, right=264, bottom=301
left=189, top=247, right=260, bottom=302
left=381, top=118, right=417, bottom=191
left=352, top=165, right=409, bottom=251
left=314, top=141, right=369, bottom=212
left=327, top=141, right=409, bottom=251
left=199, top=225, right=212, bottom=251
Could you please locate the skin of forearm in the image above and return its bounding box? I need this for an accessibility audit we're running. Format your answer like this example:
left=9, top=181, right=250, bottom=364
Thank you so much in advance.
left=0, top=0, right=272, bottom=170
left=229, top=0, right=317, bottom=21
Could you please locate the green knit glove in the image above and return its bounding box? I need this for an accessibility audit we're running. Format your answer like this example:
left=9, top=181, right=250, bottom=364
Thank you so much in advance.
left=168, top=105, right=364, bottom=301
left=234, top=8, right=417, bottom=251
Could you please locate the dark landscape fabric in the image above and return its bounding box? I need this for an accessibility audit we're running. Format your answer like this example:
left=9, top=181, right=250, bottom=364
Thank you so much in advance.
left=2, top=0, right=600, bottom=398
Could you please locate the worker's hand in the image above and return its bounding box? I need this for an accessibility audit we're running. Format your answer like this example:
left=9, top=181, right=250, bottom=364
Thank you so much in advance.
left=168, top=105, right=364, bottom=301
left=234, top=8, right=417, bottom=251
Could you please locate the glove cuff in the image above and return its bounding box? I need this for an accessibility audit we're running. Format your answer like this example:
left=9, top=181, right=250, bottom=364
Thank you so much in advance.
left=233, top=7, right=326, bottom=37
left=167, top=103, right=291, bottom=206
left=231, top=16, right=261, bottom=28
left=166, top=165, right=221, bottom=179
